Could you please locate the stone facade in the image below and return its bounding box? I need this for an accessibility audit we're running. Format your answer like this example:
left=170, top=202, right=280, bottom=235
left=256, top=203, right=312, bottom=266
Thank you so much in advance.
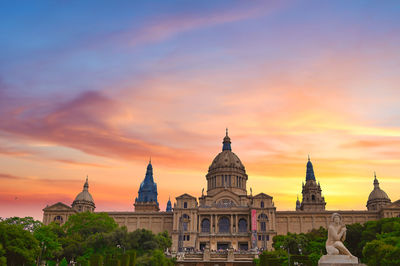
left=43, top=131, right=400, bottom=254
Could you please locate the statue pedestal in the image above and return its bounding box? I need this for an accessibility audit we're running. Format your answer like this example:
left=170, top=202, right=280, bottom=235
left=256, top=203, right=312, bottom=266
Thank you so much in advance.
left=318, top=255, right=359, bottom=266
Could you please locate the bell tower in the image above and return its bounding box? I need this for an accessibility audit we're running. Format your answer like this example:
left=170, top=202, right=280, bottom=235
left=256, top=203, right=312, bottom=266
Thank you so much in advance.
left=299, top=156, right=326, bottom=211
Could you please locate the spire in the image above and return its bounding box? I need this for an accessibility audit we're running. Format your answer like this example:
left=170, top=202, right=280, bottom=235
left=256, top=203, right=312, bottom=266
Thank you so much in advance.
left=306, top=156, right=316, bottom=181
left=373, top=172, right=380, bottom=189
left=296, top=195, right=301, bottom=210
left=222, top=128, right=232, bottom=151
left=145, top=160, right=154, bottom=183
left=83, top=176, right=89, bottom=191
left=136, top=161, right=158, bottom=204
left=166, top=196, right=172, bottom=212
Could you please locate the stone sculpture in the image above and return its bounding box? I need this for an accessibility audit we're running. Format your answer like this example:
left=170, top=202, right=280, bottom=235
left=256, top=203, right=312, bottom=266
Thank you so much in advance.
left=318, top=213, right=359, bottom=265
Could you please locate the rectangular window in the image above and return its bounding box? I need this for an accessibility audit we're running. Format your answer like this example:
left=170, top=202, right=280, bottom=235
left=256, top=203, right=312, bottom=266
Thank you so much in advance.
left=258, top=235, right=261, bottom=241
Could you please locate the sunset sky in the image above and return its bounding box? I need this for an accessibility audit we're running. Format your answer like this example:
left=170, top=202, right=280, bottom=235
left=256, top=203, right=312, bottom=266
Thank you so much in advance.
left=1, top=1, right=400, bottom=220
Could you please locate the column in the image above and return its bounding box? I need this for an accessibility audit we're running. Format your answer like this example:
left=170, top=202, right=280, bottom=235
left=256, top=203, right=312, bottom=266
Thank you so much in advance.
left=235, top=214, right=238, bottom=233
left=198, top=214, right=201, bottom=232
left=211, top=214, right=214, bottom=233
left=230, top=214, right=233, bottom=233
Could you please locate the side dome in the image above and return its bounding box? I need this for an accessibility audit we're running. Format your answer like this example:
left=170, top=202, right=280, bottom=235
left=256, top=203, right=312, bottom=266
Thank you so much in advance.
left=367, top=173, right=391, bottom=211
left=206, top=129, right=248, bottom=196
left=72, top=177, right=95, bottom=212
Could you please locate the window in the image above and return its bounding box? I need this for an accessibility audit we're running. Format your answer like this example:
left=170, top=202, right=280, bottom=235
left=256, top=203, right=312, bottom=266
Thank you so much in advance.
left=260, top=221, right=266, bottom=232
left=184, top=202, right=187, bottom=208
left=312, top=195, right=316, bottom=201
left=218, top=217, right=230, bottom=233
left=258, top=213, right=268, bottom=220
left=238, top=218, right=247, bottom=232
left=261, top=201, right=265, bottom=208
left=183, top=222, right=188, bottom=231
left=54, top=215, right=63, bottom=223
left=201, top=219, right=210, bottom=233
left=258, top=235, right=261, bottom=241
left=187, top=235, right=190, bottom=241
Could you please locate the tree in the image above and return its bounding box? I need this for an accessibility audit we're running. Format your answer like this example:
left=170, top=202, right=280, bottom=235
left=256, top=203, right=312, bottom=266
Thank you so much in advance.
left=344, top=223, right=363, bottom=258
left=2, top=216, right=42, bottom=232
left=0, top=244, right=6, bottom=266
left=0, top=221, right=40, bottom=266
left=126, top=250, right=137, bottom=266
left=33, top=224, right=62, bottom=260
left=59, top=257, right=68, bottom=266
left=156, top=231, right=172, bottom=251
left=63, top=212, right=118, bottom=238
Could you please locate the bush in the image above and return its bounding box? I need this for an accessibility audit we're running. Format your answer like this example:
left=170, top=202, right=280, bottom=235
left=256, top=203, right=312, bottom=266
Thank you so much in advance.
left=120, top=253, right=130, bottom=266
left=90, top=253, right=103, bottom=266
left=110, top=258, right=121, bottom=266
left=126, top=250, right=137, bottom=266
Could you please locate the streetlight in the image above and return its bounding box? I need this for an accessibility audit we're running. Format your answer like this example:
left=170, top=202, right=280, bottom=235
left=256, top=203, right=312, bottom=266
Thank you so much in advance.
left=117, top=244, right=125, bottom=253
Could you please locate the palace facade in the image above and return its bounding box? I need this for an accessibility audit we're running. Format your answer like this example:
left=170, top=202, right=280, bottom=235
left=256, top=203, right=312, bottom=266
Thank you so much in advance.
left=43, top=131, right=400, bottom=253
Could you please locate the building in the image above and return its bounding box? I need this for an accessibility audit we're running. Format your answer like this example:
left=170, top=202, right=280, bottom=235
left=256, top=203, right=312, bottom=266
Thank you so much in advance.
left=43, top=131, right=400, bottom=254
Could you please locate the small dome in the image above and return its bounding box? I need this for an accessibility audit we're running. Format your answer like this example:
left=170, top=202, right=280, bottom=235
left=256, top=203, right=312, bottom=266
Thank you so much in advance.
left=368, top=174, right=390, bottom=201
left=74, top=177, right=94, bottom=203
left=368, top=189, right=390, bottom=201
left=74, top=190, right=94, bottom=202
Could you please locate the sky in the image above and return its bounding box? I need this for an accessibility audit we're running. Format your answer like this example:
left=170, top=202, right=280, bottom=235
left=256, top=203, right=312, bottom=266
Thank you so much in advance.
left=0, top=1, right=400, bottom=220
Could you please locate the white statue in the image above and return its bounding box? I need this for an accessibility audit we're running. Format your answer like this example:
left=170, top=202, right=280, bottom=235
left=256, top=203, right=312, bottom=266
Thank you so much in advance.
left=326, top=213, right=356, bottom=259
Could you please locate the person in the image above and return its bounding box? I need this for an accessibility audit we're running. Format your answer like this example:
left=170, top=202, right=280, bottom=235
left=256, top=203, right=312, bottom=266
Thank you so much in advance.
left=326, top=213, right=356, bottom=259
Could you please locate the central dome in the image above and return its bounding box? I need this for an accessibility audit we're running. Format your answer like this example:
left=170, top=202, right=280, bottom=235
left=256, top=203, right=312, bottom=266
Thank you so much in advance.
left=206, top=130, right=248, bottom=196
left=209, top=150, right=245, bottom=172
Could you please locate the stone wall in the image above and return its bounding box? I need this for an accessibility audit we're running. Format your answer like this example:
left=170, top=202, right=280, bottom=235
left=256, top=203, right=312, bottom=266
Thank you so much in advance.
left=107, top=211, right=173, bottom=234
left=275, top=210, right=380, bottom=235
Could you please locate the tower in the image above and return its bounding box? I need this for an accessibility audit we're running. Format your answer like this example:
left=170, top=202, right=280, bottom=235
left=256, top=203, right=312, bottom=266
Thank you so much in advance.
left=296, top=195, right=301, bottom=211
left=134, top=160, right=160, bottom=212
left=367, top=172, right=391, bottom=211
left=299, top=157, right=326, bottom=211
left=72, top=176, right=95, bottom=212
left=166, top=196, right=172, bottom=212
left=206, top=129, right=248, bottom=196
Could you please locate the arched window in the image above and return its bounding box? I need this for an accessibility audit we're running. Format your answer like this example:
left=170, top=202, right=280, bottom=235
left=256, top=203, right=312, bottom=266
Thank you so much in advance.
left=258, top=213, right=268, bottom=220
left=184, top=202, right=187, bottom=208
left=261, top=201, right=265, bottom=208
left=238, top=219, right=247, bottom=233
left=218, top=217, right=230, bottom=233
left=201, top=218, right=210, bottom=233
left=312, top=195, right=316, bottom=201
left=54, top=215, right=63, bottom=224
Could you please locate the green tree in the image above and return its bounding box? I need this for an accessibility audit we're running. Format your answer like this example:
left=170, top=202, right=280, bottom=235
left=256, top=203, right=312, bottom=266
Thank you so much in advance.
left=63, top=212, right=118, bottom=238
left=59, top=257, right=68, bottom=266
left=344, top=223, right=363, bottom=258
left=3, top=216, right=42, bottom=232
left=126, top=250, right=136, bottom=266
left=150, top=249, right=173, bottom=266
left=34, top=224, right=62, bottom=260
left=0, top=243, right=6, bottom=266
left=0, top=221, right=40, bottom=266
left=120, top=253, right=130, bottom=266
left=156, top=231, right=172, bottom=251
